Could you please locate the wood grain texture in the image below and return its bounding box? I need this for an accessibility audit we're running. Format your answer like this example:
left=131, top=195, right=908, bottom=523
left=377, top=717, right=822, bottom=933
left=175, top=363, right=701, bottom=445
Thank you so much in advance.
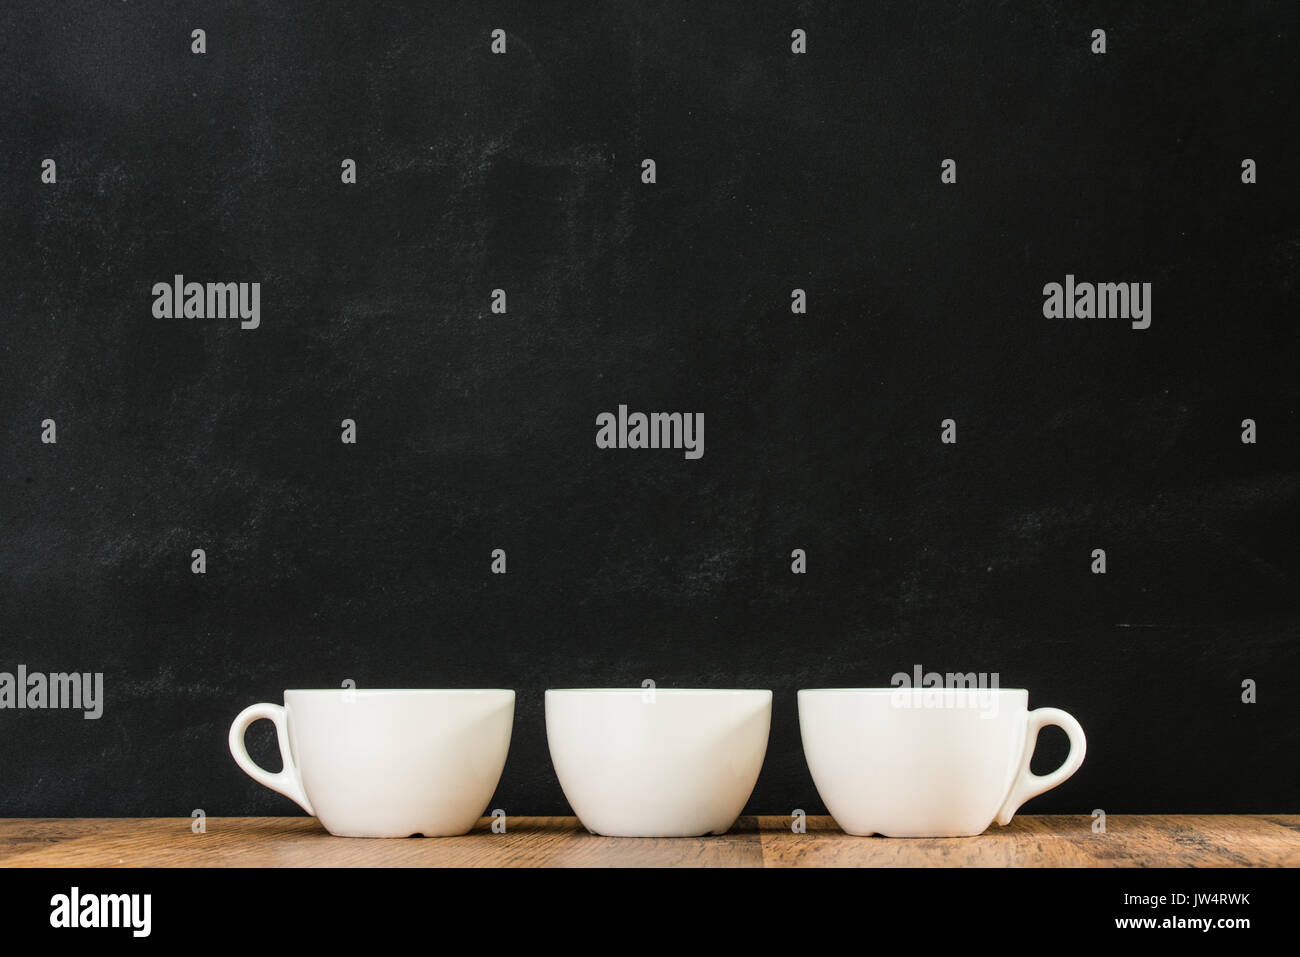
left=1, top=815, right=1295, bottom=868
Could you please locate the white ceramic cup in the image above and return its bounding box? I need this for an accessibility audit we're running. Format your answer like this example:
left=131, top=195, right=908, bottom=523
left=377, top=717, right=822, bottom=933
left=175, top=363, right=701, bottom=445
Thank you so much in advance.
left=229, top=688, right=515, bottom=838
left=798, top=687, right=1086, bottom=837
left=545, top=688, right=772, bottom=837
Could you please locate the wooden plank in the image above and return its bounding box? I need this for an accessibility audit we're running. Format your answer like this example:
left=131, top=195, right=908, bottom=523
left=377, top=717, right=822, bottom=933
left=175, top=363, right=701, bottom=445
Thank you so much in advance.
left=0, top=816, right=766, bottom=868
left=1056, top=814, right=1300, bottom=868
left=0, top=815, right=1295, bottom=868
left=756, top=815, right=1300, bottom=867
left=757, top=814, right=1099, bottom=867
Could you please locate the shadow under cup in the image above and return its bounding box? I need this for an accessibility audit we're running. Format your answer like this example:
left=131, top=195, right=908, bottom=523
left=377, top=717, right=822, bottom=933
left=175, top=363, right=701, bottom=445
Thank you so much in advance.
left=229, top=689, right=515, bottom=838
left=798, top=688, right=1086, bottom=838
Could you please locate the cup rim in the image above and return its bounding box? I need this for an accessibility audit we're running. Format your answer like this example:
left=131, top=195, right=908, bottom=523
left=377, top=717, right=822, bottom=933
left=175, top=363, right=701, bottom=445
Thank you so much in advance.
left=797, top=687, right=1027, bottom=694
left=546, top=688, right=771, bottom=696
left=283, top=688, right=515, bottom=695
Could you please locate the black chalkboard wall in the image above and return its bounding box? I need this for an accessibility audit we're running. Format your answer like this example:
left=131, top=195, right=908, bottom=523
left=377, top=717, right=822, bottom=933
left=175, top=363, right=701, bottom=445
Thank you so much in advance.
left=0, top=1, right=1296, bottom=819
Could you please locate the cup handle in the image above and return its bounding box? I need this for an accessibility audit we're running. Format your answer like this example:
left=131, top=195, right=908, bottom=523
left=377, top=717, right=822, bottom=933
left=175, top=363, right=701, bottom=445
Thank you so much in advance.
left=994, top=707, right=1086, bottom=826
left=228, top=703, right=314, bottom=815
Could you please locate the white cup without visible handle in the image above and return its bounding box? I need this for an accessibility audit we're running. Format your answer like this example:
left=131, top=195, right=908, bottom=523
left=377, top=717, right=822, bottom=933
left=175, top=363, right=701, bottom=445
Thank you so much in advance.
left=545, top=688, right=772, bottom=837
left=229, top=688, right=515, bottom=838
left=798, top=688, right=1086, bottom=837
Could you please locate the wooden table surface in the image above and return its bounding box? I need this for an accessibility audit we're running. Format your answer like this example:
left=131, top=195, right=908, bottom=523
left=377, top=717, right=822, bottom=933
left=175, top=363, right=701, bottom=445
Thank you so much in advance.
left=1, top=815, right=1296, bottom=867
